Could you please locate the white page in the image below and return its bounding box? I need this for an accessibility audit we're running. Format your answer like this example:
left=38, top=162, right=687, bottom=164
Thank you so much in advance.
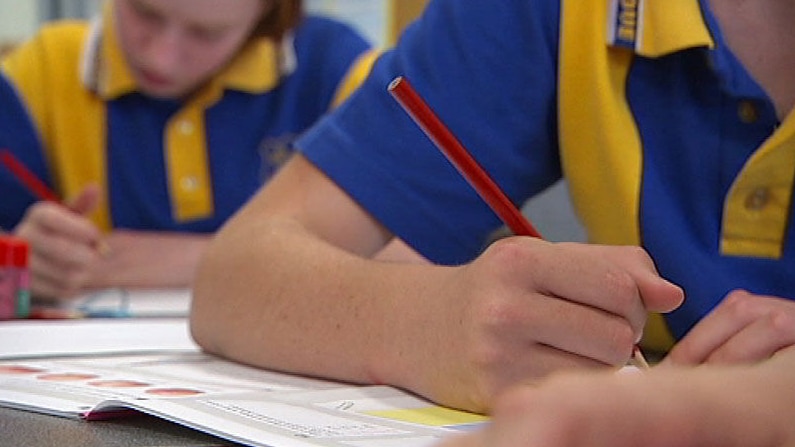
left=0, top=318, right=197, bottom=359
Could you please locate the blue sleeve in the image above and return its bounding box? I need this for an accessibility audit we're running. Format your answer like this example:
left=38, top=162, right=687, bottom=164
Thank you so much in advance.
left=297, top=0, right=562, bottom=264
left=0, top=73, right=51, bottom=230
left=281, top=16, right=371, bottom=117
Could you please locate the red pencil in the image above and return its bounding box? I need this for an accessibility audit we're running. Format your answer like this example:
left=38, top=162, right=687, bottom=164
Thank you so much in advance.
left=388, top=76, right=540, bottom=238
left=387, top=76, right=650, bottom=369
left=0, top=149, right=60, bottom=202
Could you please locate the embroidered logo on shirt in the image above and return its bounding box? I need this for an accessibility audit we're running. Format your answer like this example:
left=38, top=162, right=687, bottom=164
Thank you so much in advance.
left=609, top=0, right=644, bottom=51
left=259, top=134, right=297, bottom=182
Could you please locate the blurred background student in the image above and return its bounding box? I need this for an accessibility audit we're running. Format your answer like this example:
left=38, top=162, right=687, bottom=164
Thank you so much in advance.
left=0, top=0, right=376, bottom=299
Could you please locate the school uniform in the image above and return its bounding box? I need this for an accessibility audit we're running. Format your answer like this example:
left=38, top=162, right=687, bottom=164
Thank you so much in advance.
left=298, top=0, right=795, bottom=347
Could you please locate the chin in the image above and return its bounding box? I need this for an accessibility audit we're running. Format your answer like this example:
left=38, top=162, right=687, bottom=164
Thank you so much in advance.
left=140, top=85, right=186, bottom=99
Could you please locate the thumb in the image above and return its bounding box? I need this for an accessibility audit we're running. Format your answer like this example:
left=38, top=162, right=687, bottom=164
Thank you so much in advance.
left=641, top=277, right=685, bottom=314
left=65, top=184, right=102, bottom=216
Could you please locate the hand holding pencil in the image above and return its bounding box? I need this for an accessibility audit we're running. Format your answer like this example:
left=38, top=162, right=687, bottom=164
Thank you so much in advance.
left=388, top=77, right=678, bottom=372
left=1, top=149, right=109, bottom=299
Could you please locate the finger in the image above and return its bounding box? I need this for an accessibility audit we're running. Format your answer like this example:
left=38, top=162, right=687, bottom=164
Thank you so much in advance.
left=25, top=226, right=100, bottom=299
left=25, top=202, right=104, bottom=249
left=29, top=272, right=83, bottom=300
left=483, top=342, right=611, bottom=398
left=66, top=185, right=112, bottom=255
left=588, top=244, right=684, bottom=314
left=704, top=312, right=795, bottom=364
left=64, top=184, right=102, bottom=215
left=664, top=290, right=764, bottom=366
left=514, top=240, right=650, bottom=338
left=521, top=293, right=637, bottom=366
left=27, top=224, right=101, bottom=269
left=28, top=251, right=91, bottom=299
left=29, top=253, right=93, bottom=298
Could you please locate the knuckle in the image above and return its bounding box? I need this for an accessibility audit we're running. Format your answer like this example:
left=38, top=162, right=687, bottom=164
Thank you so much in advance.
left=477, top=299, right=518, bottom=329
left=721, top=291, right=757, bottom=318
left=469, top=336, right=504, bottom=372
left=603, top=323, right=636, bottom=364
left=487, top=237, right=530, bottom=266
left=768, top=311, right=795, bottom=339
left=29, top=202, right=56, bottom=223
left=614, top=323, right=637, bottom=349
left=627, top=245, right=653, bottom=263
left=485, top=237, right=548, bottom=272
left=602, top=268, right=637, bottom=309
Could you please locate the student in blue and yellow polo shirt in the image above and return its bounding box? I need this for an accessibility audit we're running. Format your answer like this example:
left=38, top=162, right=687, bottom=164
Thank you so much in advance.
left=190, top=0, right=795, bottom=441
left=0, top=0, right=377, bottom=299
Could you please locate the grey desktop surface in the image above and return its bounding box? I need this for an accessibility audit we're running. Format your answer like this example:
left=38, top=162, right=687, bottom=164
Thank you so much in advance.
left=0, top=405, right=240, bottom=447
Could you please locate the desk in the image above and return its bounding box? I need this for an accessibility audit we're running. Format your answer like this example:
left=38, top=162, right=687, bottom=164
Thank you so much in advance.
left=0, top=405, right=242, bottom=446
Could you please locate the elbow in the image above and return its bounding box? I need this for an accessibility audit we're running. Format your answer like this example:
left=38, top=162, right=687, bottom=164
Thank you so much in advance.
left=188, top=237, right=228, bottom=356
left=189, top=303, right=217, bottom=358
left=189, top=296, right=217, bottom=355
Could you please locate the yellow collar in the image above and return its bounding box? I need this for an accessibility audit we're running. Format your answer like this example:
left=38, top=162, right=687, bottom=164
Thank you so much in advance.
left=80, top=2, right=290, bottom=99
left=606, top=0, right=714, bottom=57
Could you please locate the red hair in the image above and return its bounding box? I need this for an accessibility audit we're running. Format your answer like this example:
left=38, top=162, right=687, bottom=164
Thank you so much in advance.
left=253, top=0, right=303, bottom=40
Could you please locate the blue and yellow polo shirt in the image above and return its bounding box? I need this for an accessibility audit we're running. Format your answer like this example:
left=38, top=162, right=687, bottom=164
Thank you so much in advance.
left=0, top=5, right=376, bottom=232
left=298, top=0, right=795, bottom=349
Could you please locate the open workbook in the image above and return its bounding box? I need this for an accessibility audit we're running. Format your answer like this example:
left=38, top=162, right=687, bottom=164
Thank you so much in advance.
left=0, top=351, right=487, bottom=447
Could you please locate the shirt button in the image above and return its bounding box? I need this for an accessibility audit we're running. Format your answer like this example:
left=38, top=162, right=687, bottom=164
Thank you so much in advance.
left=179, top=120, right=194, bottom=135
left=745, top=187, right=770, bottom=210
left=737, top=100, right=759, bottom=124
left=180, top=176, right=199, bottom=191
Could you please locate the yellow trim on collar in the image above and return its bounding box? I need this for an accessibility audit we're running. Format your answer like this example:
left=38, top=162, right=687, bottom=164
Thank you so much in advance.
left=215, top=39, right=281, bottom=93
left=96, top=1, right=137, bottom=98
left=560, top=0, right=642, bottom=247
left=721, top=113, right=795, bottom=259
left=562, top=0, right=682, bottom=351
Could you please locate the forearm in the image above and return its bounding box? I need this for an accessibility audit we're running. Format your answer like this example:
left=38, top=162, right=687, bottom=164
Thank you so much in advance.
left=650, top=361, right=795, bottom=446
left=87, top=230, right=211, bottom=289
left=731, top=347, right=795, bottom=445
left=645, top=356, right=795, bottom=446
left=446, top=351, right=795, bottom=447
left=191, top=216, right=449, bottom=390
